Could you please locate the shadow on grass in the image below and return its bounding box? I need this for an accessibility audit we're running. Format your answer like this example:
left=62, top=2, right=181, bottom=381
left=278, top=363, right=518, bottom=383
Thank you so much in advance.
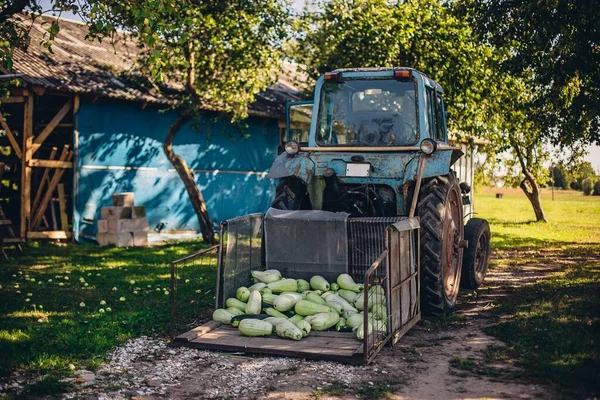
left=484, top=262, right=600, bottom=398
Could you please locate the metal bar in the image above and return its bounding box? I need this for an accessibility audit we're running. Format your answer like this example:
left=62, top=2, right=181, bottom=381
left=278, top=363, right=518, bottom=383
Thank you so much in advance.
left=216, top=222, right=226, bottom=308
left=299, top=145, right=460, bottom=152
left=390, top=270, right=419, bottom=291
left=409, top=154, right=427, bottom=218
left=170, top=261, right=176, bottom=341
left=171, top=244, right=220, bottom=264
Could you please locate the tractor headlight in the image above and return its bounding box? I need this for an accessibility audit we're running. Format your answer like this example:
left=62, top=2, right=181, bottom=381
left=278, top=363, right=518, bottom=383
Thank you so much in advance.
left=420, top=139, right=437, bottom=155
left=284, top=140, right=300, bottom=156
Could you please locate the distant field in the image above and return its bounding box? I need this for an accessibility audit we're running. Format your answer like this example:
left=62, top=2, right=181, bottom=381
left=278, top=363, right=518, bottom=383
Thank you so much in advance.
left=475, top=188, right=600, bottom=251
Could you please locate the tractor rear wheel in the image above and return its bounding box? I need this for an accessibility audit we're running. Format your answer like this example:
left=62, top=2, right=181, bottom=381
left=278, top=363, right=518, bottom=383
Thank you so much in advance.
left=418, top=173, right=464, bottom=315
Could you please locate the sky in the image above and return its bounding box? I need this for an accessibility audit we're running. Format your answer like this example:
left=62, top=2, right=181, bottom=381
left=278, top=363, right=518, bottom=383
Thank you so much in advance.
left=584, top=145, right=600, bottom=173
left=36, top=0, right=600, bottom=172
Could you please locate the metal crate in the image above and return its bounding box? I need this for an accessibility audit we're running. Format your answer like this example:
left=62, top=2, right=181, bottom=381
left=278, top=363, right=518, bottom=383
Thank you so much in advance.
left=172, top=213, right=420, bottom=364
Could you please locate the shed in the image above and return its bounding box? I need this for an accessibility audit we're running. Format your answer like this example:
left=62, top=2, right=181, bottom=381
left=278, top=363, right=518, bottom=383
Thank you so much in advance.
left=0, top=15, right=299, bottom=242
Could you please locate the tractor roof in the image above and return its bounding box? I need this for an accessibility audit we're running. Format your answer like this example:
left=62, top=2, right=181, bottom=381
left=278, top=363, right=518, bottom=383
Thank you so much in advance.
left=330, top=67, right=443, bottom=93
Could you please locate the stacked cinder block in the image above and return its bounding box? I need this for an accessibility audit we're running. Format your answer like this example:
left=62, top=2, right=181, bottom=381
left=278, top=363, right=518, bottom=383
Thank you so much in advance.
left=97, top=193, right=149, bottom=247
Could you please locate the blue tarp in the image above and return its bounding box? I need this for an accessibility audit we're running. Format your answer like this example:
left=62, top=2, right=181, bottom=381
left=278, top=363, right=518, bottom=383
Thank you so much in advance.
left=73, top=101, right=280, bottom=240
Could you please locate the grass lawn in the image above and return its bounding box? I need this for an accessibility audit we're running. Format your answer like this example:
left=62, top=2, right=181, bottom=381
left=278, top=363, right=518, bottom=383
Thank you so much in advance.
left=0, top=240, right=212, bottom=387
left=476, top=188, right=600, bottom=398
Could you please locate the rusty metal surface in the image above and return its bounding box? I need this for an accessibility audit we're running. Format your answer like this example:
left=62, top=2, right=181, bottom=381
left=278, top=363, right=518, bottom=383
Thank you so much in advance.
left=7, top=15, right=300, bottom=117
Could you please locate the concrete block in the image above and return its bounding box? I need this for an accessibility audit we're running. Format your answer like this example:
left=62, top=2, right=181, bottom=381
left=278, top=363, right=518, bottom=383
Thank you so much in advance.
left=133, top=232, right=148, bottom=246
left=97, top=219, right=108, bottom=233
left=97, top=232, right=134, bottom=247
left=100, top=206, right=132, bottom=220
left=112, top=192, right=135, bottom=207
left=106, top=218, right=149, bottom=233
left=131, top=206, right=147, bottom=219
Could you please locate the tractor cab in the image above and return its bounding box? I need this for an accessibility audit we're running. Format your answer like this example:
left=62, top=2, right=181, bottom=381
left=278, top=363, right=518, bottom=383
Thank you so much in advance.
left=270, top=68, right=461, bottom=217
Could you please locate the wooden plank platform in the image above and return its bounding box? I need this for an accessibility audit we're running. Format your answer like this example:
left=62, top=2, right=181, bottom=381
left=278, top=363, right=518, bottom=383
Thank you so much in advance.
left=174, top=322, right=365, bottom=364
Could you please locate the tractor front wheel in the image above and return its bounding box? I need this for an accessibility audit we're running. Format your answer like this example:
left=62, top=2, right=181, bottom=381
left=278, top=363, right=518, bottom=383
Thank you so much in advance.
left=460, top=218, right=491, bottom=289
left=418, top=173, right=464, bottom=315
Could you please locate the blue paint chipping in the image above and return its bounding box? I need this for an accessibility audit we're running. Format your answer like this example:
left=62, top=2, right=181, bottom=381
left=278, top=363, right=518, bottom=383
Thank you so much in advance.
left=74, top=101, right=280, bottom=241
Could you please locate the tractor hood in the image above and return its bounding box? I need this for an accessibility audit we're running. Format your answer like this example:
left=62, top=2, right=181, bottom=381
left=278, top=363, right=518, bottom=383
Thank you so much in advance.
left=268, top=148, right=459, bottom=186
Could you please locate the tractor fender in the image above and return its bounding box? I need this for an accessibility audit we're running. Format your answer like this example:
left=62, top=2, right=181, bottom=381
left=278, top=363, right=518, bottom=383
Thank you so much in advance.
left=403, top=149, right=457, bottom=181
left=267, top=152, right=315, bottom=182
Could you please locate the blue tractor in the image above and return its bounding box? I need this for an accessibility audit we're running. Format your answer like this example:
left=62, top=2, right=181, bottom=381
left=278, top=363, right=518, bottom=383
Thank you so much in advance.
left=268, top=68, right=491, bottom=315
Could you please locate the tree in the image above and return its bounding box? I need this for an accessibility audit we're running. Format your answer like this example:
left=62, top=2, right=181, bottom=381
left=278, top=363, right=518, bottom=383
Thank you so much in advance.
left=582, top=178, right=593, bottom=196
left=2, top=0, right=290, bottom=243
left=112, top=1, right=290, bottom=243
left=490, top=76, right=550, bottom=222
left=471, top=0, right=600, bottom=147
left=295, top=0, right=552, bottom=221
left=593, top=180, right=600, bottom=196
left=295, top=0, right=496, bottom=138
left=569, top=161, right=597, bottom=191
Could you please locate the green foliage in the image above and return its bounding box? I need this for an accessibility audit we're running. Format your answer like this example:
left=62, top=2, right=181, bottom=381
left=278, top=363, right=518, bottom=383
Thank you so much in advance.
left=294, top=0, right=496, bottom=138
left=582, top=178, right=593, bottom=196
left=594, top=180, right=600, bottom=196
left=469, top=0, right=600, bottom=147
left=114, top=0, right=290, bottom=119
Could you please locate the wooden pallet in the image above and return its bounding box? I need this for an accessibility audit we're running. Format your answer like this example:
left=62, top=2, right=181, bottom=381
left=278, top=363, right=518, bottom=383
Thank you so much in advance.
left=174, top=321, right=365, bottom=364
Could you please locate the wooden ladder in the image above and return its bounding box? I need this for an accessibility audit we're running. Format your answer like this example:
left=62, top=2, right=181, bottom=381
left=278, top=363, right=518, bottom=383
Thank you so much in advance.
left=0, top=207, right=24, bottom=259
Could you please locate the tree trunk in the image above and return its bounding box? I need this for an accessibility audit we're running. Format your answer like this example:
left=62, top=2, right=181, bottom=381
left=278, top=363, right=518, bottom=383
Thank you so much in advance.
left=519, top=177, right=547, bottom=222
left=164, top=112, right=216, bottom=244
left=511, top=139, right=548, bottom=223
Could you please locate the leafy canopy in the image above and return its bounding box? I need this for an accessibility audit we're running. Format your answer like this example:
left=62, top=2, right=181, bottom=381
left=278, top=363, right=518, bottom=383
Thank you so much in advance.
left=470, top=0, right=600, bottom=147
left=295, top=0, right=496, bottom=139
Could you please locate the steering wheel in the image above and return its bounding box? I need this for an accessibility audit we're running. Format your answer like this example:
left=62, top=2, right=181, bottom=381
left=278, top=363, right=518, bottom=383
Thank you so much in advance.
left=400, top=122, right=416, bottom=142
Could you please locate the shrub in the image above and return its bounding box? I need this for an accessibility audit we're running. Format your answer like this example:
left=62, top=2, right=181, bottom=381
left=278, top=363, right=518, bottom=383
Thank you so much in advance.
left=594, top=180, right=600, bottom=196
left=582, top=178, right=593, bottom=195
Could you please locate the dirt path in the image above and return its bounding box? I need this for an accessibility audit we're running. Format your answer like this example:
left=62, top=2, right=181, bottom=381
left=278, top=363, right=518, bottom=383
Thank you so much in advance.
left=64, top=250, right=563, bottom=400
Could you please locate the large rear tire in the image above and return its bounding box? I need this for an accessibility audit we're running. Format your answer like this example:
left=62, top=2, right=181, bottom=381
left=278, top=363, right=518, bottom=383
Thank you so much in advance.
left=460, top=218, right=491, bottom=289
left=418, top=173, right=464, bottom=315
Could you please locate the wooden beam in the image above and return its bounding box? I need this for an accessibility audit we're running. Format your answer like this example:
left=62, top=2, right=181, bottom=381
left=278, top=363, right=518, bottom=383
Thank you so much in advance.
left=73, top=95, right=80, bottom=114
left=27, top=231, right=72, bottom=240
left=32, top=98, right=73, bottom=152
left=20, top=94, right=33, bottom=239
left=39, top=123, right=72, bottom=128
left=31, top=150, right=72, bottom=229
left=32, top=146, right=58, bottom=213
left=31, top=86, right=46, bottom=96
left=29, top=159, right=73, bottom=169
left=0, top=96, right=25, bottom=104
left=0, top=115, right=22, bottom=159
left=57, top=184, right=68, bottom=231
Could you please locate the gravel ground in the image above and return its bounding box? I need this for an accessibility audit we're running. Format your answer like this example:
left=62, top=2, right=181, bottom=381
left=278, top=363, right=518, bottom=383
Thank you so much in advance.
left=62, top=336, right=365, bottom=399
